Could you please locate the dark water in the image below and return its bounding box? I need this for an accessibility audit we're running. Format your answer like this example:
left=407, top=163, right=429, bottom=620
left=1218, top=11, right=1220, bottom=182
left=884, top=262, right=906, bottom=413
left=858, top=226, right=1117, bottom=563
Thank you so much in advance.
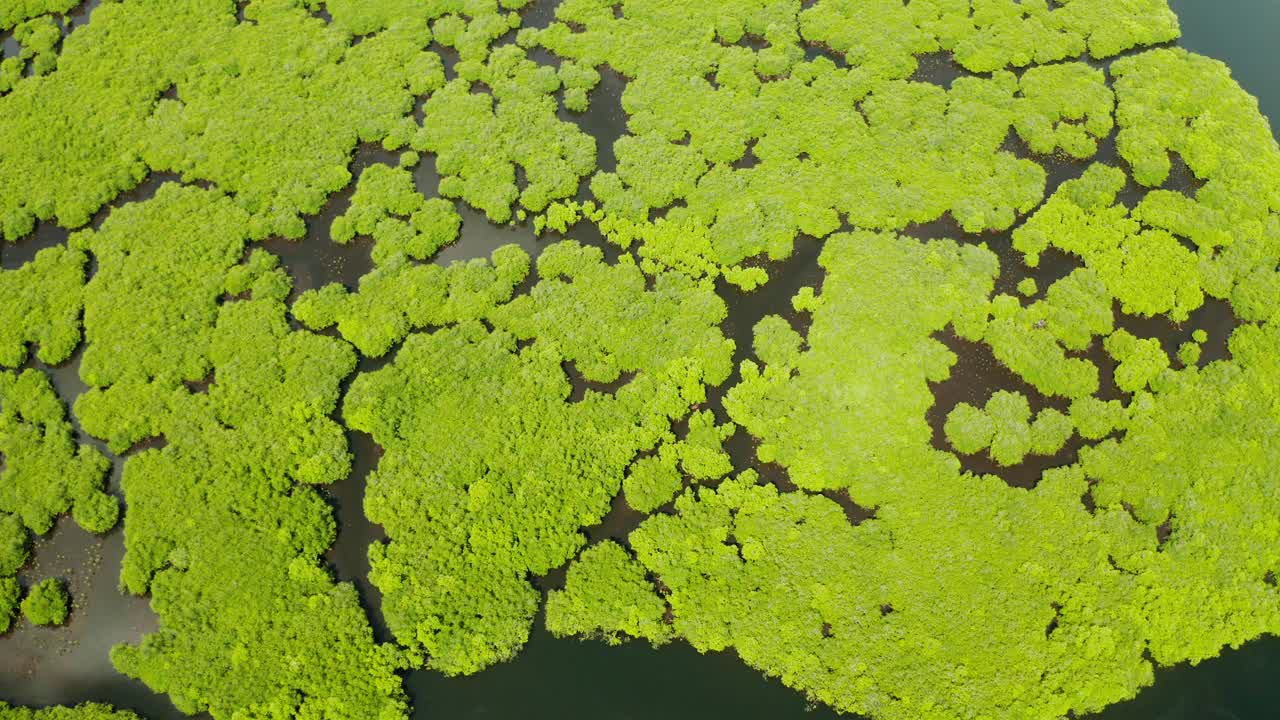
left=2, top=2, right=1279, bottom=719
left=0, top=346, right=189, bottom=720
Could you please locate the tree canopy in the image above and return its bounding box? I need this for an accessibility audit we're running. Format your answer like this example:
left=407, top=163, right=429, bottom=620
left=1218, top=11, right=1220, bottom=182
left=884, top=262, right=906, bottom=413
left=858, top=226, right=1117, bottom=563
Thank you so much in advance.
left=0, top=703, right=140, bottom=720
left=1, top=1, right=1278, bottom=720
left=20, top=577, right=68, bottom=626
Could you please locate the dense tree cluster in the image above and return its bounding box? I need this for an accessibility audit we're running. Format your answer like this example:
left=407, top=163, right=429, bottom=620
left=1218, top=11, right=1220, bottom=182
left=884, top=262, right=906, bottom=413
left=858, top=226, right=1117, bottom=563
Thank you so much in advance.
left=546, top=540, right=672, bottom=645
left=544, top=42, right=1280, bottom=710
left=1014, top=164, right=1204, bottom=321
left=20, top=577, right=68, bottom=626
left=0, top=1, right=215, bottom=240
left=70, top=188, right=409, bottom=719
left=0, top=369, right=115, bottom=537
left=2, top=2, right=1279, bottom=720
left=1113, top=48, right=1280, bottom=322
left=414, top=43, right=597, bottom=223
left=0, top=0, right=77, bottom=30
left=0, top=366, right=114, bottom=633
left=976, top=280, right=1108, bottom=400
left=0, top=574, right=19, bottom=633
left=0, top=15, right=62, bottom=93
left=800, top=0, right=1178, bottom=75
left=294, top=245, right=530, bottom=358
left=0, top=246, right=87, bottom=369
left=0, top=512, right=26, bottom=632
left=557, top=311, right=1280, bottom=720
left=0, top=703, right=139, bottom=720
left=944, top=391, right=1073, bottom=465
left=1014, top=62, right=1114, bottom=159
left=0, top=0, right=438, bottom=241
left=525, top=0, right=1174, bottom=282
left=725, top=231, right=997, bottom=501
left=330, top=163, right=461, bottom=265
left=345, top=242, right=731, bottom=675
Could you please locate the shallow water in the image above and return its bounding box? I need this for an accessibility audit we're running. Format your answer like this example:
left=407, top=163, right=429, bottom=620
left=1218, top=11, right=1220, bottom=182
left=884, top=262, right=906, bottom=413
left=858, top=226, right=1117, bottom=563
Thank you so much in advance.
left=2, top=1, right=1279, bottom=719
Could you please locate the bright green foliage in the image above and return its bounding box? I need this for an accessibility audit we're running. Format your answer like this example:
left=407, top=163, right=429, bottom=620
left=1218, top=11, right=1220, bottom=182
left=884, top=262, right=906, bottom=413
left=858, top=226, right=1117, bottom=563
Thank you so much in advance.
left=595, top=467, right=1158, bottom=720
left=1177, top=341, right=1201, bottom=367
left=1106, top=330, right=1171, bottom=394
left=546, top=540, right=672, bottom=646
left=0, top=369, right=114, bottom=536
left=676, top=410, right=735, bottom=481
left=982, top=293, right=1100, bottom=399
left=529, top=0, right=1177, bottom=279
left=72, top=185, right=250, bottom=394
left=70, top=191, right=408, bottom=719
left=330, top=164, right=461, bottom=264
left=953, top=271, right=1113, bottom=402
left=103, top=298, right=411, bottom=719
left=558, top=59, right=601, bottom=113
left=345, top=244, right=731, bottom=675
left=1030, top=408, right=1075, bottom=456
left=0, top=513, right=28, bottom=576
left=537, top=6, right=1051, bottom=279
left=293, top=246, right=530, bottom=358
left=1038, top=269, right=1116, bottom=350
left=0, top=245, right=87, bottom=368
left=726, top=231, right=997, bottom=502
left=1114, top=47, right=1280, bottom=190
left=0, top=0, right=436, bottom=241
left=945, top=391, right=1072, bottom=465
left=0, top=703, right=141, bottom=720
left=987, top=392, right=1035, bottom=466
left=976, top=393, right=1033, bottom=466
left=323, top=0, right=524, bottom=55
left=1113, top=48, right=1280, bottom=313
left=1013, top=163, right=1128, bottom=265
left=0, top=16, right=63, bottom=91
left=1079, top=322, right=1280, bottom=661
left=1015, top=62, right=1114, bottom=158
left=752, top=315, right=804, bottom=368
left=0, top=59, right=17, bottom=97
left=1071, top=396, right=1128, bottom=441
left=21, top=577, right=68, bottom=626
left=585, top=311, right=1280, bottom=716
left=143, top=2, right=439, bottom=240
left=623, top=449, right=683, bottom=514
left=489, top=242, right=733, bottom=384
left=944, top=403, right=995, bottom=455
left=621, top=410, right=733, bottom=513
left=800, top=0, right=1177, bottom=76
left=954, top=0, right=1179, bottom=72
left=1014, top=164, right=1204, bottom=321
left=0, top=510, right=24, bottom=633
left=0, top=1, right=213, bottom=240
left=415, top=44, right=596, bottom=223
left=5, top=1, right=1279, bottom=719
left=971, top=268, right=1118, bottom=402
left=0, top=0, right=76, bottom=30
left=0, top=575, right=19, bottom=633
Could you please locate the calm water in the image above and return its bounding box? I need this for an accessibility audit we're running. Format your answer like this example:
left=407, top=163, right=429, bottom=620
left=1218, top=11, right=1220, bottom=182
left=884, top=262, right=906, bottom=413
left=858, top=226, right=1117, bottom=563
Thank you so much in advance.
left=3, top=2, right=1280, bottom=719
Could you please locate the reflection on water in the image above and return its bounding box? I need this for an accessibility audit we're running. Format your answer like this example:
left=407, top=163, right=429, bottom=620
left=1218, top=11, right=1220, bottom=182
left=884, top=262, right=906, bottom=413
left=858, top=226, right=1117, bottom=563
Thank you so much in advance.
left=0, top=518, right=184, bottom=720
left=0, top=337, right=197, bottom=719
left=411, top=623, right=844, bottom=720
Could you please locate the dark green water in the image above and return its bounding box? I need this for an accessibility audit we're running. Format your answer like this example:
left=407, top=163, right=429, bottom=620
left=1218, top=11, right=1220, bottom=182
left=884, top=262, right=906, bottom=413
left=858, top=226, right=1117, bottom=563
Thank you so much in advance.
left=3, top=2, right=1280, bottom=719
